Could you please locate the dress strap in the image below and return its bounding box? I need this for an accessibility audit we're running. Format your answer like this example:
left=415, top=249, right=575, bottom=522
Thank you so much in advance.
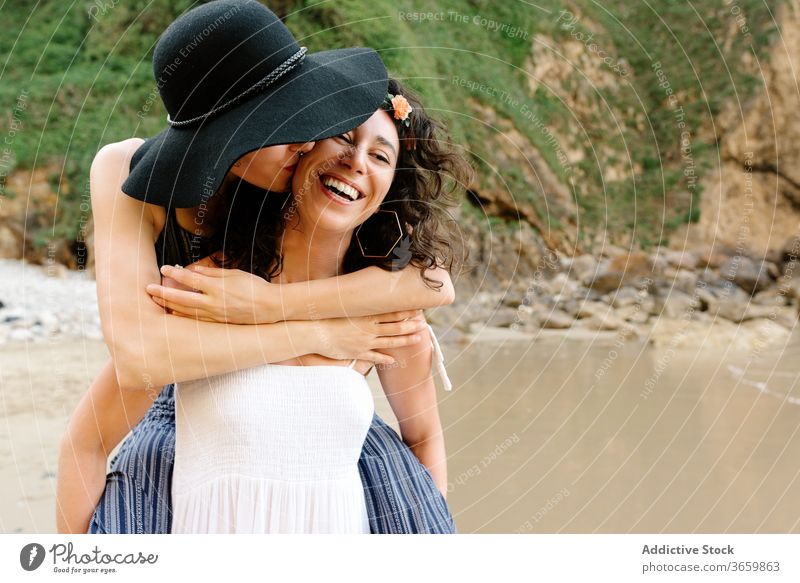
left=427, top=324, right=453, bottom=392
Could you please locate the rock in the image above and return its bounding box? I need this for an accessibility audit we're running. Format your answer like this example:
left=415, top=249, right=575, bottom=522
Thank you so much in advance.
left=565, top=254, right=597, bottom=282
left=616, top=304, right=650, bottom=323
left=582, top=311, right=628, bottom=331
left=776, top=275, right=800, bottom=300
left=583, top=252, right=654, bottom=293
left=608, top=252, right=654, bottom=276
left=712, top=298, right=776, bottom=323
left=719, top=256, right=773, bottom=294
left=765, top=261, right=781, bottom=280
left=663, top=268, right=698, bottom=295
left=0, top=225, right=21, bottom=259
left=770, top=306, right=799, bottom=329
left=571, top=300, right=610, bottom=319
left=583, top=270, right=625, bottom=293
left=695, top=286, right=719, bottom=312
left=698, top=268, right=727, bottom=288
left=695, top=249, right=730, bottom=269
left=599, top=244, right=629, bottom=259
left=651, top=289, right=700, bottom=319
left=487, top=307, right=522, bottom=328
left=545, top=272, right=579, bottom=296
left=572, top=286, right=605, bottom=302
left=662, top=249, right=698, bottom=270
left=753, top=288, right=789, bottom=306
left=500, top=292, right=523, bottom=308
left=9, top=328, right=33, bottom=342
left=780, top=235, right=800, bottom=274
left=536, top=309, right=574, bottom=329
left=713, top=299, right=747, bottom=322
left=46, top=263, right=70, bottom=279
left=609, top=286, right=641, bottom=308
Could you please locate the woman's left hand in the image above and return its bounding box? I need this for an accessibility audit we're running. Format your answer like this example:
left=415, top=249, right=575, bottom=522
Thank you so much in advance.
left=145, top=256, right=273, bottom=324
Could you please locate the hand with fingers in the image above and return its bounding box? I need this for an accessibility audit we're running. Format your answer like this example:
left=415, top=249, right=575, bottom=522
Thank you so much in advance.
left=310, top=309, right=429, bottom=366
left=146, top=255, right=273, bottom=324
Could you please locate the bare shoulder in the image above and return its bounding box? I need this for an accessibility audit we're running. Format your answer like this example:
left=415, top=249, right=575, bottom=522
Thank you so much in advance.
left=90, top=138, right=159, bottom=233
left=92, top=138, right=145, bottom=173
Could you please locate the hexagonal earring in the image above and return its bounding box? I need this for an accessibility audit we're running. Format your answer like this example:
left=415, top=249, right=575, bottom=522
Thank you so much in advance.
left=355, top=209, right=404, bottom=258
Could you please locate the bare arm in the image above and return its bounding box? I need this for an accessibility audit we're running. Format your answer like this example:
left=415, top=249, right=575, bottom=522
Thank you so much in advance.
left=92, top=139, right=419, bottom=390
left=278, top=264, right=455, bottom=320
left=145, top=255, right=455, bottom=324
left=376, top=315, right=448, bottom=498
left=56, top=361, right=155, bottom=533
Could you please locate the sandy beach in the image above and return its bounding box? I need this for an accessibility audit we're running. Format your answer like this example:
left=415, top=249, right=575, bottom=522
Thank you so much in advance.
left=0, top=338, right=110, bottom=533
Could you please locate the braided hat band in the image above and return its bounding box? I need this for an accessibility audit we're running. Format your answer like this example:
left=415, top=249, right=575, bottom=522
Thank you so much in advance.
left=167, top=47, right=308, bottom=128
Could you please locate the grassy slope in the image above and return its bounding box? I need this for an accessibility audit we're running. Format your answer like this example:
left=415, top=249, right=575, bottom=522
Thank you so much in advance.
left=0, top=0, right=779, bottom=257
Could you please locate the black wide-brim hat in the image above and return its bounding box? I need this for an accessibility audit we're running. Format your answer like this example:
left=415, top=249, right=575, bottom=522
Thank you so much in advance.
left=122, top=0, right=388, bottom=208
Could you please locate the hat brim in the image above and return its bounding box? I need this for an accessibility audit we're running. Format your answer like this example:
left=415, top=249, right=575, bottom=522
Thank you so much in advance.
left=122, top=46, right=387, bottom=207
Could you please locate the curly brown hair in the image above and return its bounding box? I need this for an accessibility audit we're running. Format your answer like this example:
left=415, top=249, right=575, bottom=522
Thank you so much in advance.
left=208, top=78, right=473, bottom=290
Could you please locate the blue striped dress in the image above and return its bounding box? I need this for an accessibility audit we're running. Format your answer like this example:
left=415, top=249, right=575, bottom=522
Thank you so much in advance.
left=88, top=207, right=456, bottom=534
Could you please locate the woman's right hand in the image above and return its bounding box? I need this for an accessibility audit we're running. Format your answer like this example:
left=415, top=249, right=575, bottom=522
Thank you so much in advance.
left=312, top=309, right=428, bottom=366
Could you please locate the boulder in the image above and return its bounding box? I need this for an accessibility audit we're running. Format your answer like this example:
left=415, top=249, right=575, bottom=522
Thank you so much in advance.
left=583, top=270, right=625, bottom=294
left=651, top=289, right=700, bottom=319
left=695, top=285, right=719, bottom=312
left=610, top=286, right=642, bottom=308
left=571, top=300, right=611, bottom=319
left=662, top=267, right=699, bottom=295
left=695, top=248, right=730, bottom=269
left=712, top=298, right=776, bottom=323
left=583, top=252, right=654, bottom=293
left=662, top=249, right=699, bottom=270
left=545, top=272, right=579, bottom=296
left=752, top=287, right=789, bottom=306
left=776, top=274, right=800, bottom=300
left=536, top=308, right=574, bottom=329
left=0, top=225, right=21, bottom=259
left=582, top=311, right=628, bottom=331
left=719, top=256, right=773, bottom=294
left=616, top=303, right=650, bottom=323
left=565, top=254, right=598, bottom=282
left=780, top=235, right=800, bottom=269
left=487, top=307, right=523, bottom=328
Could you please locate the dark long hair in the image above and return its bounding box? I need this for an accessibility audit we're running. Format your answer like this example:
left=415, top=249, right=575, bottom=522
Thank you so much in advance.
left=207, top=78, right=472, bottom=289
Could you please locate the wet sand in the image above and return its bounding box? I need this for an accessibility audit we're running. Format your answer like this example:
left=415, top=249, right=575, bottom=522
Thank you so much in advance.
left=2, top=328, right=799, bottom=533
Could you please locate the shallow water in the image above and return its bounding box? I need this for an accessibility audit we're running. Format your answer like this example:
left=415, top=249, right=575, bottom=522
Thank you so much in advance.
left=398, top=327, right=800, bottom=533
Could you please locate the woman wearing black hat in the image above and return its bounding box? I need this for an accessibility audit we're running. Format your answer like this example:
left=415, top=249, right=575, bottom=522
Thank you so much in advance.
left=57, top=1, right=458, bottom=533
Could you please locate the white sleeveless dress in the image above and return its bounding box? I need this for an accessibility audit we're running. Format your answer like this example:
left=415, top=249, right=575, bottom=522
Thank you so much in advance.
left=171, top=324, right=452, bottom=534
left=172, top=357, right=373, bottom=533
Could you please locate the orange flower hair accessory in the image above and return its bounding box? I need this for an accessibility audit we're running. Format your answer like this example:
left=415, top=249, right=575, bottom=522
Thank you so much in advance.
left=382, top=93, right=413, bottom=127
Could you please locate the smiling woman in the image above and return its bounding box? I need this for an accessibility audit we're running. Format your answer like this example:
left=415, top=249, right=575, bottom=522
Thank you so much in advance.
left=209, top=78, right=471, bottom=291
left=168, top=79, right=472, bottom=533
